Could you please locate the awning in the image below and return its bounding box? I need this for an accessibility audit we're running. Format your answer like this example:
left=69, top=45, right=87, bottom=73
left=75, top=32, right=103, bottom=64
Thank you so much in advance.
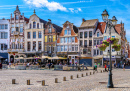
left=0, top=53, right=8, bottom=59
left=48, top=56, right=67, bottom=60
left=41, top=56, right=51, bottom=59
left=15, top=57, right=24, bottom=59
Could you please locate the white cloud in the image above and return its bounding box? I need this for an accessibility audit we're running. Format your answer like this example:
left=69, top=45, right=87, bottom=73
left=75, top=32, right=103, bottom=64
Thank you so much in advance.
left=69, top=8, right=74, bottom=13
left=62, top=0, right=92, bottom=4
left=24, top=0, right=67, bottom=11
left=78, top=8, right=82, bottom=11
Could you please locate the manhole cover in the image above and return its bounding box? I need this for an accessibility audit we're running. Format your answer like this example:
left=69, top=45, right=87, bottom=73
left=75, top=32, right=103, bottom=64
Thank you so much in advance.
left=36, top=81, right=42, bottom=83
left=99, top=82, right=107, bottom=84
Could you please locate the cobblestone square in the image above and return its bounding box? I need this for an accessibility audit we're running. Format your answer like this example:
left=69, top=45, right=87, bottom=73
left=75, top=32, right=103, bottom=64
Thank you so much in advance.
left=0, top=68, right=130, bottom=91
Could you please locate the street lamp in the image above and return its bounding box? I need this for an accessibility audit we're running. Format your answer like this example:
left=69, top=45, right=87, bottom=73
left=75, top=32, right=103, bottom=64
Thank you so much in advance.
left=101, top=9, right=117, bottom=88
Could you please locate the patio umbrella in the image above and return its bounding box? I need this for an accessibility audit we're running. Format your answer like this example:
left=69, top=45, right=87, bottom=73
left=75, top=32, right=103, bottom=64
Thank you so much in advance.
left=42, top=56, right=51, bottom=59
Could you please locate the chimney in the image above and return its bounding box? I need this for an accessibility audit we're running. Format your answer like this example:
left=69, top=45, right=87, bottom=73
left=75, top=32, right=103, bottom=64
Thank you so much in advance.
left=82, top=18, right=85, bottom=22
left=48, top=19, right=51, bottom=22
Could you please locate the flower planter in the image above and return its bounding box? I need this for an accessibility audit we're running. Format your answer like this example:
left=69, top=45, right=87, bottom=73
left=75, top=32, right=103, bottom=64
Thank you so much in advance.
left=103, top=40, right=109, bottom=46
left=97, top=44, right=107, bottom=51
left=106, top=38, right=119, bottom=44
left=112, top=44, right=121, bottom=51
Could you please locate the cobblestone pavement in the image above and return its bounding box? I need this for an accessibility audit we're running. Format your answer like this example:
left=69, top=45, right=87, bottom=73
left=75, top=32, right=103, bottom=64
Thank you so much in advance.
left=0, top=68, right=130, bottom=91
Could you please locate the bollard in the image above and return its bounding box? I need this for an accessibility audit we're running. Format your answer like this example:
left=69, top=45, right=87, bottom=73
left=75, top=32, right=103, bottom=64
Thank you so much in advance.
left=12, top=79, right=15, bottom=84
left=55, top=78, right=58, bottom=83
left=81, top=74, right=83, bottom=77
left=90, top=72, right=91, bottom=75
left=86, top=73, right=88, bottom=76
left=63, top=77, right=66, bottom=81
left=93, top=71, right=95, bottom=74
left=27, top=80, right=30, bottom=85
left=70, top=75, right=73, bottom=79
left=77, top=74, right=79, bottom=78
left=42, top=80, right=45, bottom=86
left=101, top=70, right=102, bottom=73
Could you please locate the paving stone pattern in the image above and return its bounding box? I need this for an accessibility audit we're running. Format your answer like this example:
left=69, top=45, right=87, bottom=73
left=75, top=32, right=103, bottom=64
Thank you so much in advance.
left=0, top=68, right=130, bottom=91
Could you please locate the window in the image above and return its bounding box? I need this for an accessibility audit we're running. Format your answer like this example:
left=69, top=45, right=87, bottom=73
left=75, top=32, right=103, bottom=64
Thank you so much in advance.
left=64, top=30, right=67, bottom=35
left=49, top=28, right=51, bottom=33
left=45, top=45, right=47, bottom=51
left=88, top=49, right=91, bottom=54
left=38, top=31, right=42, bottom=38
left=27, top=32, right=30, bottom=39
left=38, top=41, right=42, bottom=51
left=33, top=41, right=36, bottom=51
left=104, top=36, right=107, bottom=40
left=16, top=24, right=19, bottom=27
left=84, top=40, right=87, bottom=47
left=75, top=45, right=78, bottom=51
left=80, top=40, right=83, bottom=46
left=57, top=46, right=60, bottom=52
left=97, top=32, right=99, bottom=37
left=100, top=39, right=103, bottom=44
left=1, top=44, right=4, bottom=50
left=1, top=32, right=4, bottom=39
left=80, top=32, right=83, bottom=38
left=33, top=32, right=36, bottom=38
left=33, top=22, right=36, bottom=28
left=20, top=28, right=23, bottom=33
left=112, top=48, right=115, bottom=52
left=11, top=28, right=15, bottom=33
left=30, top=24, right=31, bottom=29
left=97, top=50, right=99, bottom=55
left=53, top=35, right=56, bottom=42
left=89, top=31, right=92, bottom=37
left=61, top=46, right=64, bottom=51
left=1, top=25, right=4, bottom=29
left=67, top=37, right=71, bottom=43
left=94, top=40, right=96, bottom=46
left=112, top=36, right=115, bottom=38
left=0, top=25, right=1, bottom=29
left=45, top=36, right=47, bottom=42
left=83, top=49, right=87, bottom=54
left=100, top=51, right=103, bottom=55
left=4, top=32, right=7, bottom=39
left=5, top=24, right=8, bottom=29
left=16, top=15, right=19, bottom=20
left=72, top=37, right=75, bottom=43
left=65, top=45, right=68, bottom=51
left=68, top=30, right=71, bottom=35
left=69, top=45, right=71, bottom=51
left=60, top=38, right=64, bottom=43
left=37, top=23, right=39, bottom=28
left=72, top=46, right=74, bottom=51
left=12, top=24, right=14, bottom=27
left=84, top=32, right=87, bottom=38
left=49, top=36, right=52, bottom=42
left=65, top=37, right=68, bottom=43
left=94, top=50, right=96, bottom=56
left=27, top=42, right=31, bottom=51
left=89, top=40, right=92, bottom=46
left=16, top=27, right=19, bottom=31
left=4, top=44, right=7, bottom=50
left=97, top=40, right=99, bottom=45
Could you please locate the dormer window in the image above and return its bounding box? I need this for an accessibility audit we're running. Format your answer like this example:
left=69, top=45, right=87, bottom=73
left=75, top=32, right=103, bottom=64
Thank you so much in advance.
left=67, top=25, right=69, bottom=28
left=33, top=21, right=36, bottom=28
left=97, top=32, right=99, bottom=37
left=64, top=29, right=71, bottom=36
left=37, top=23, right=39, bottom=29
left=16, top=15, right=19, bottom=20
left=48, top=25, right=51, bottom=33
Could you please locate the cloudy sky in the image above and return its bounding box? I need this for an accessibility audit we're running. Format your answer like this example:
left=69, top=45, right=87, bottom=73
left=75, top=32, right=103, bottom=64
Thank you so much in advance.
left=0, top=0, right=130, bottom=42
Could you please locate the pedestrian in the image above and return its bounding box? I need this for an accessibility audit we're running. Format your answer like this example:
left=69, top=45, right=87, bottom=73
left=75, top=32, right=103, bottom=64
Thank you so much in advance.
left=95, top=64, right=97, bottom=71
left=9, top=62, right=11, bottom=68
left=107, top=64, right=110, bottom=71
left=114, top=63, right=116, bottom=68
left=0, top=63, right=2, bottom=69
left=123, top=63, right=126, bottom=71
left=48, top=62, right=51, bottom=69
left=104, top=64, right=107, bottom=72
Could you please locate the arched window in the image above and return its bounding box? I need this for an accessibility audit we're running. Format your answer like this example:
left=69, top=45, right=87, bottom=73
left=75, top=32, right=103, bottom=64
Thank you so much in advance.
left=33, top=22, right=36, bottom=28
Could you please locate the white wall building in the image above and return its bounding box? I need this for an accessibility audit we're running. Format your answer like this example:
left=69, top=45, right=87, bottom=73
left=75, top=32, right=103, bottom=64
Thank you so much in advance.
left=0, top=19, right=10, bottom=63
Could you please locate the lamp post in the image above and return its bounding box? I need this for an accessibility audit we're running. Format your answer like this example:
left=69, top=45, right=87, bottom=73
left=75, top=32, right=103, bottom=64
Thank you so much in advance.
left=101, top=9, right=117, bottom=88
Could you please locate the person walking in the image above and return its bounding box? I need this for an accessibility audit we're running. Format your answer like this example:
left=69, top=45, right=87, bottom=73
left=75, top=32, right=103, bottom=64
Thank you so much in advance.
left=104, top=64, right=107, bottom=72
left=123, top=63, right=126, bottom=71
left=95, top=64, right=97, bottom=71
left=48, top=63, right=51, bottom=70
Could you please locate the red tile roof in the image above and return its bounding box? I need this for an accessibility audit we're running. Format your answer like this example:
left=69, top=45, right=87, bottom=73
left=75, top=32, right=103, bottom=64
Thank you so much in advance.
left=96, top=22, right=106, bottom=34
left=115, top=24, right=121, bottom=34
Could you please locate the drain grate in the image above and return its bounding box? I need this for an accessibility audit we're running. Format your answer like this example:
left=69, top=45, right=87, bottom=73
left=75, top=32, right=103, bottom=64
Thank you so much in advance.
left=99, top=82, right=107, bottom=84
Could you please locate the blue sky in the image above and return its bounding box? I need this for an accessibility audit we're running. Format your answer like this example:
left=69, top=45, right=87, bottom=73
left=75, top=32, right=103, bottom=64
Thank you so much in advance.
left=0, top=0, right=130, bottom=42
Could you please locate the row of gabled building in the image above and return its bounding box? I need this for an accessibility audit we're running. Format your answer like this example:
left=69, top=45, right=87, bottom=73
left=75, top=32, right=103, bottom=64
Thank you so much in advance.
left=0, top=5, right=129, bottom=67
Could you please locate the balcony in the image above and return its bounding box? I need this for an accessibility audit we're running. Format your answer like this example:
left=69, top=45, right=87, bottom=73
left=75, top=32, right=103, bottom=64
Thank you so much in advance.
left=12, top=31, right=19, bottom=35
left=8, top=49, right=24, bottom=52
